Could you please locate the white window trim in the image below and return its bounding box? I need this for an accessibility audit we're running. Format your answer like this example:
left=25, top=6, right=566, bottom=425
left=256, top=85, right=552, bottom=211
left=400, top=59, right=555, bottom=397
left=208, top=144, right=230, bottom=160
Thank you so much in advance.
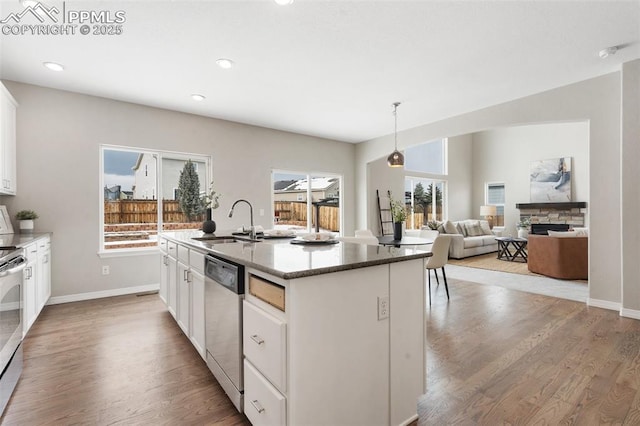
left=99, top=144, right=211, bottom=254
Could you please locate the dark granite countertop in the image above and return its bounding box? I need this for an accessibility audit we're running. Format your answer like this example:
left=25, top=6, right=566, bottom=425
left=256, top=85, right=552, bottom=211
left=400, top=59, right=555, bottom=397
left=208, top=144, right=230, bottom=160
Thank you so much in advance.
left=162, top=231, right=431, bottom=280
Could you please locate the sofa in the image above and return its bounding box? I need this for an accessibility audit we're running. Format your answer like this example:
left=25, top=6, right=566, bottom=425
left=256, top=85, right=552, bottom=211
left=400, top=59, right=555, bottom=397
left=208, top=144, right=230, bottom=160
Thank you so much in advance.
left=527, top=233, right=588, bottom=279
left=432, top=219, right=504, bottom=259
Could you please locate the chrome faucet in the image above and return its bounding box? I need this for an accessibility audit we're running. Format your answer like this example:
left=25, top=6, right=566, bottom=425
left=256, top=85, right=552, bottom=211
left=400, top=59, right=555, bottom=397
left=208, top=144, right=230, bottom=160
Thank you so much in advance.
left=228, top=199, right=256, bottom=240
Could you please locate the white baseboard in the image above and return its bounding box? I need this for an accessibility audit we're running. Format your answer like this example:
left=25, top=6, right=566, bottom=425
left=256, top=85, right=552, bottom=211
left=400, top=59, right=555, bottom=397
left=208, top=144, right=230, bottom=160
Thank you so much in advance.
left=47, top=284, right=160, bottom=305
left=620, top=308, right=640, bottom=320
left=587, top=298, right=621, bottom=311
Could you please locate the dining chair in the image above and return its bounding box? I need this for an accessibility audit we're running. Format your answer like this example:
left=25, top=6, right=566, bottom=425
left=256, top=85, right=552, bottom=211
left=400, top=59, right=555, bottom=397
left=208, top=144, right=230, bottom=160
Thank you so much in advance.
left=426, top=235, right=451, bottom=305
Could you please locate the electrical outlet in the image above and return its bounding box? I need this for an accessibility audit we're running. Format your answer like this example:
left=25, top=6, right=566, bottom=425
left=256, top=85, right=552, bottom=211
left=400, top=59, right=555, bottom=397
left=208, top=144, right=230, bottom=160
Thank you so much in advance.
left=102, top=265, right=110, bottom=275
left=378, top=296, right=389, bottom=320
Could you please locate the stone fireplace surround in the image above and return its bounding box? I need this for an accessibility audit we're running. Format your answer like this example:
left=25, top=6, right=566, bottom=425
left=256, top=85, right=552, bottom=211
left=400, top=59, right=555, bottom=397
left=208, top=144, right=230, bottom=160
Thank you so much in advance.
left=516, top=202, right=587, bottom=228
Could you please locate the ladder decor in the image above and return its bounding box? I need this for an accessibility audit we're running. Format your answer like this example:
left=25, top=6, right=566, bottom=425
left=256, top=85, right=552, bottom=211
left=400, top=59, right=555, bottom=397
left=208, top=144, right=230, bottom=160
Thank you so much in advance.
left=377, top=189, right=394, bottom=236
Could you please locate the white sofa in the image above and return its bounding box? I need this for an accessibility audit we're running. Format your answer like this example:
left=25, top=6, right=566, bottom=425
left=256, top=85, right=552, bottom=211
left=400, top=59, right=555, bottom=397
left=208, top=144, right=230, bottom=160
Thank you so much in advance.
left=433, top=219, right=504, bottom=259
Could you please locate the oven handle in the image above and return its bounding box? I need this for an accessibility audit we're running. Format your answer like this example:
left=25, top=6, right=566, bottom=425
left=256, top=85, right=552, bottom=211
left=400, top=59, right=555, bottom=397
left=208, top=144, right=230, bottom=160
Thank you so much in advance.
left=0, top=257, right=26, bottom=277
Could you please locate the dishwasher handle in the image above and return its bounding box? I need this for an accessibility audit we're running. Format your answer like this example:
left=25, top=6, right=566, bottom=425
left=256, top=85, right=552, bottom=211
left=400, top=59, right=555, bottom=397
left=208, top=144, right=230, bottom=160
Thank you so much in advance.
left=205, top=255, right=245, bottom=294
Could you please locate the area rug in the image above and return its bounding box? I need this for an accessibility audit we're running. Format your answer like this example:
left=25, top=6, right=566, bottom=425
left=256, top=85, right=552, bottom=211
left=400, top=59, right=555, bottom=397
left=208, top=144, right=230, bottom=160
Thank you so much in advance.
left=448, top=252, right=588, bottom=284
left=448, top=252, right=537, bottom=276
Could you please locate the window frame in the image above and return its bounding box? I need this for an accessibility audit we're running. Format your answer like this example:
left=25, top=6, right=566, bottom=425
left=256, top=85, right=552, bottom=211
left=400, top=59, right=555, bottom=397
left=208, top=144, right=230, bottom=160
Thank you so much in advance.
left=485, top=182, right=505, bottom=226
left=271, top=169, right=343, bottom=235
left=99, top=144, right=211, bottom=257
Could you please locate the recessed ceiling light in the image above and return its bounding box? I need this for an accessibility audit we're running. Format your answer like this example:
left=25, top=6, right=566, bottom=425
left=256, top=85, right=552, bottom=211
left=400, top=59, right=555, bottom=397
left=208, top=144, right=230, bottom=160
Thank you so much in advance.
left=21, top=0, right=38, bottom=7
left=216, top=58, right=234, bottom=69
left=43, top=62, right=64, bottom=72
left=274, top=0, right=294, bottom=5
left=599, top=46, right=618, bottom=59
left=191, top=94, right=205, bottom=102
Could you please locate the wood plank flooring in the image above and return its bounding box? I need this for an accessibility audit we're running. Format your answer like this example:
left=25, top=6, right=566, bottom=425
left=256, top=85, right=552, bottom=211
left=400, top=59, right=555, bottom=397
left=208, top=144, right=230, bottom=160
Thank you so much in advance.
left=3, top=278, right=640, bottom=425
left=0, top=293, right=250, bottom=425
left=420, top=277, right=640, bottom=425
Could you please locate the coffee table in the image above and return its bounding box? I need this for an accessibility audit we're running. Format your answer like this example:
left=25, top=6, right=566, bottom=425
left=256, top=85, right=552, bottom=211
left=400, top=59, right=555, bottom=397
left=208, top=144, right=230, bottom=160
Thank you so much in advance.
left=495, top=237, right=528, bottom=262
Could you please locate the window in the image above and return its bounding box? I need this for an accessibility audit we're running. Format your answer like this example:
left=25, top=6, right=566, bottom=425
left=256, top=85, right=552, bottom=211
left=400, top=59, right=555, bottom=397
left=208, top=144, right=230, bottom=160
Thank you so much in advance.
left=405, top=177, right=446, bottom=230
left=101, top=145, right=211, bottom=252
left=404, top=138, right=447, bottom=175
left=486, top=182, right=505, bottom=226
left=272, top=170, right=341, bottom=235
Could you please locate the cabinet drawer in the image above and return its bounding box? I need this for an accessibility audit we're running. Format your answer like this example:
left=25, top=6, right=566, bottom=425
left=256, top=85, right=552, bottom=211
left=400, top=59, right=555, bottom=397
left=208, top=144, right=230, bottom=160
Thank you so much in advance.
left=177, top=244, right=189, bottom=264
left=243, top=301, right=287, bottom=392
left=25, top=243, right=38, bottom=263
left=244, top=359, right=286, bottom=426
left=249, top=275, right=285, bottom=311
left=189, top=250, right=204, bottom=274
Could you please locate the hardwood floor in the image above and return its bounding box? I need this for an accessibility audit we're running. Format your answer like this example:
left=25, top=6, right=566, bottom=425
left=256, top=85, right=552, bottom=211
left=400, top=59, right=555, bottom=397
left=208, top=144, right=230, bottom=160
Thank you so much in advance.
left=1, top=293, right=250, bottom=425
left=4, top=279, right=640, bottom=425
left=420, top=277, right=640, bottom=425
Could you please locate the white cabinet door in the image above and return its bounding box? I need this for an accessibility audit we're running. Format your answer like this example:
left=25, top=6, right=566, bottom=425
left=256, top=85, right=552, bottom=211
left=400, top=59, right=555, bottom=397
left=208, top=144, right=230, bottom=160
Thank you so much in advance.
left=22, top=257, right=37, bottom=337
left=190, top=269, right=205, bottom=359
left=36, top=239, right=51, bottom=311
left=167, top=255, right=177, bottom=319
left=0, top=83, right=16, bottom=195
left=159, top=254, right=168, bottom=305
left=177, top=260, right=190, bottom=336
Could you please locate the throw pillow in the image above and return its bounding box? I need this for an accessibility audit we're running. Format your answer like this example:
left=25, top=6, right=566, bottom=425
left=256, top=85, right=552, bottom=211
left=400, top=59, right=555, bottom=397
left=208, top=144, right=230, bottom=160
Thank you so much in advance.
left=572, top=227, right=589, bottom=237
left=464, top=220, right=484, bottom=237
left=479, top=220, right=492, bottom=235
left=548, top=230, right=579, bottom=238
left=437, top=223, right=446, bottom=234
left=455, top=222, right=466, bottom=236
left=444, top=220, right=458, bottom=234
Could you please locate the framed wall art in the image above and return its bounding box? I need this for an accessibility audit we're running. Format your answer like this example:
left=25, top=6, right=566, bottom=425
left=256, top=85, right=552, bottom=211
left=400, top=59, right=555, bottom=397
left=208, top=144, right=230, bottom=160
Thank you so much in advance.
left=530, top=157, right=572, bottom=202
left=0, top=206, right=13, bottom=234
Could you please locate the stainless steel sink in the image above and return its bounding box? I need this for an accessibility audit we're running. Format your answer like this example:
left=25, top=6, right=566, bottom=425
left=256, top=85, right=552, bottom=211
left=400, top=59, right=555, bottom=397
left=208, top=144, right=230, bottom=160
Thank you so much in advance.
left=191, top=235, right=237, bottom=243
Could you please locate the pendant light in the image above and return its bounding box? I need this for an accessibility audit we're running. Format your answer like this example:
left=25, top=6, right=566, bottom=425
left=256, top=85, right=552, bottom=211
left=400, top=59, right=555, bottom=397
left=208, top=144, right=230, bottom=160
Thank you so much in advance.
left=387, top=102, right=404, bottom=167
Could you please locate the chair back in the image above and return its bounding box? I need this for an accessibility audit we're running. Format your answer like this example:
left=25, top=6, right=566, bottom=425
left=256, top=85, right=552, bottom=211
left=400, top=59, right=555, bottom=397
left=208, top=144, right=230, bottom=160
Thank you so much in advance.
left=355, top=229, right=376, bottom=238
left=426, top=236, right=451, bottom=269
left=418, top=229, right=439, bottom=240
left=336, top=236, right=380, bottom=246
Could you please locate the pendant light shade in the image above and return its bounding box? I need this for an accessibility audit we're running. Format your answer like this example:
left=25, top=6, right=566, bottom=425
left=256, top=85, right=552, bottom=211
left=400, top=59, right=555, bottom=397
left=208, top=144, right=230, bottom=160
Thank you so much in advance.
left=387, top=102, right=404, bottom=167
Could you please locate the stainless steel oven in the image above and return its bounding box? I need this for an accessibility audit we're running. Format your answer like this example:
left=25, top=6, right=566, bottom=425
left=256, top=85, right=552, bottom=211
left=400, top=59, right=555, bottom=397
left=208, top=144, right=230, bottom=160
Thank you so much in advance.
left=204, top=254, right=245, bottom=412
left=0, top=248, right=25, bottom=415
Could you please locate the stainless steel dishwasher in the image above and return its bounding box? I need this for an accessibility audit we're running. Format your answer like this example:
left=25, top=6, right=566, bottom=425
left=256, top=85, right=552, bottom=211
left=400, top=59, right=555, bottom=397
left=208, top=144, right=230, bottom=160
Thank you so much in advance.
left=204, top=254, right=245, bottom=412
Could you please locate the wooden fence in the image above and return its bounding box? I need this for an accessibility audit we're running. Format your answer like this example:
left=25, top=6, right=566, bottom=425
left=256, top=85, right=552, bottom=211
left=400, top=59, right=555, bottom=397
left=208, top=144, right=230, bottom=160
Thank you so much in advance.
left=104, top=200, right=203, bottom=224
left=274, top=201, right=340, bottom=232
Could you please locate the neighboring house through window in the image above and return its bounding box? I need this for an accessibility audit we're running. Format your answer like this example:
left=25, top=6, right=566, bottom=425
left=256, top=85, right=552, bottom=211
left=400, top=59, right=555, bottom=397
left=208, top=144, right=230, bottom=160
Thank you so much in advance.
left=272, top=170, right=342, bottom=235
left=101, top=145, right=211, bottom=253
left=486, top=182, right=505, bottom=226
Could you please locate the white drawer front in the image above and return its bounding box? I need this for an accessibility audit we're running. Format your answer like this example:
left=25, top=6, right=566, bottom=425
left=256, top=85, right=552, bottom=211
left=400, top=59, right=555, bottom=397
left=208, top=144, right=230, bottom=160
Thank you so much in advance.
left=159, top=238, right=168, bottom=253
left=244, top=359, right=286, bottom=426
left=177, top=244, right=189, bottom=264
left=189, top=250, right=205, bottom=274
left=243, top=301, right=287, bottom=392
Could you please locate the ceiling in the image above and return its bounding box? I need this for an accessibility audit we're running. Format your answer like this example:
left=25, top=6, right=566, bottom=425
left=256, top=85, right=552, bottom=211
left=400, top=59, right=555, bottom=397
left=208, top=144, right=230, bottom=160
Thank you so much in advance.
left=1, top=0, right=638, bottom=143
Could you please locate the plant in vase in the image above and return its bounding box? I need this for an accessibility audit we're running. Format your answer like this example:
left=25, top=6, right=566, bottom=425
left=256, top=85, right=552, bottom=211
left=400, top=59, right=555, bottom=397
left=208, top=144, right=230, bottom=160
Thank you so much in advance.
left=390, top=197, right=407, bottom=240
left=517, top=217, right=531, bottom=239
left=201, top=180, right=221, bottom=234
left=16, top=210, right=38, bottom=234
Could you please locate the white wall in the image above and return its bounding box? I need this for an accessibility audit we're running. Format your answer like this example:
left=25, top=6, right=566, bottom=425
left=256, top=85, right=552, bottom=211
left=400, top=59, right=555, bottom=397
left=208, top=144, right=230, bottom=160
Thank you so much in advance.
left=471, top=122, right=589, bottom=236
left=355, top=70, right=622, bottom=308
left=1, top=81, right=356, bottom=299
left=446, top=134, right=473, bottom=221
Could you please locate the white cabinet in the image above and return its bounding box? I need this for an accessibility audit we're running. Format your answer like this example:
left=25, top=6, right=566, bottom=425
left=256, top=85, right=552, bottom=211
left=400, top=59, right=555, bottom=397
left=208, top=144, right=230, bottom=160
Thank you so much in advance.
left=244, top=359, right=286, bottom=426
left=36, top=237, right=51, bottom=312
left=166, top=242, right=178, bottom=319
left=158, top=237, right=206, bottom=360
left=22, top=243, right=38, bottom=337
left=22, top=236, right=52, bottom=337
left=0, top=83, right=17, bottom=195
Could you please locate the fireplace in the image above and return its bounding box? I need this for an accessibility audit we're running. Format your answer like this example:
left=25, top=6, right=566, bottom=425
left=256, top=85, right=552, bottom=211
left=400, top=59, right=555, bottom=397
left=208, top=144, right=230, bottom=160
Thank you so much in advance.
left=516, top=202, right=587, bottom=228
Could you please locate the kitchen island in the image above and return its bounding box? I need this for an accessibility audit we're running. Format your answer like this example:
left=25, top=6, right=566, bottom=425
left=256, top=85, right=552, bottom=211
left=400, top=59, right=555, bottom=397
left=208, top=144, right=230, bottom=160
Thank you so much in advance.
left=161, top=231, right=431, bottom=426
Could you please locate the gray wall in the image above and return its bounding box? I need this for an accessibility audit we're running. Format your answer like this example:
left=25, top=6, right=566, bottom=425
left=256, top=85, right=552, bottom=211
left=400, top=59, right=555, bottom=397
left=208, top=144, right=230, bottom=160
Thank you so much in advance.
left=1, top=81, right=356, bottom=299
left=355, top=68, right=627, bottom=310
left=471, top=122, right=589, bottom=236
